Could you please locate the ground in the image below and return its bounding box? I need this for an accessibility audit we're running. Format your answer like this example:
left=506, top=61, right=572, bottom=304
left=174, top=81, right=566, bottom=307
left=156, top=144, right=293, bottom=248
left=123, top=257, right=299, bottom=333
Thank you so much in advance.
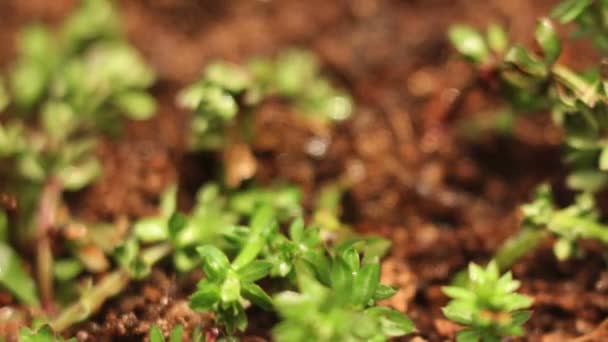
left=1, top=0, right=606, bottom=341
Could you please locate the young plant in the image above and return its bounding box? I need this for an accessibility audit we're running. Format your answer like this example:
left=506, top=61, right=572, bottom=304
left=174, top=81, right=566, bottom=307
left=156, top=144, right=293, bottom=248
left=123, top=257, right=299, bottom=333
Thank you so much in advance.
left=0, top=0, right=156, bottom=310
left=178, top=49, right=353, bottom=151
left=190, top=206, right=276, bottom=334
left=272, top=247, right=415, bottom=342
left=450, top=10, right=608, bottom=269
left=442, top=261, right=533, bottom=342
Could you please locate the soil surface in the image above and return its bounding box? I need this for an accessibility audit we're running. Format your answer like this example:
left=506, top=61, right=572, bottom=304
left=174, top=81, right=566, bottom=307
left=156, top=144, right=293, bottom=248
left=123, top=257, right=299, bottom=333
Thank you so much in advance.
left=1, top=0, right=607, bottom=341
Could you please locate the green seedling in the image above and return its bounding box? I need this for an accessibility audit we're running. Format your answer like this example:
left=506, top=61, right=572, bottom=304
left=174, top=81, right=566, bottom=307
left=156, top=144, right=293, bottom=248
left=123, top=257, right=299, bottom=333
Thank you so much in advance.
left=272, top=247, right=414, bottom=342
left=450, top=10, right=608, bottom=271
left=442, top=261, right=533, bottom=342
left=178, top=49, right=353, bottom=151
left=190, top=206, right=276, bottom=334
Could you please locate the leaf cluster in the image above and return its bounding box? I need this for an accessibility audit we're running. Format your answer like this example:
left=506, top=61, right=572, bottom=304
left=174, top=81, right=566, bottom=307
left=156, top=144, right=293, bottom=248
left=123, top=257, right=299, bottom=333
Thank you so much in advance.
left=178, top=49, right=353, bottom=150
left=0, top=0, right=156, bottom=194
left=186, top=202, right=413, bottom=339
left=442, top=261, right=533, bottom=342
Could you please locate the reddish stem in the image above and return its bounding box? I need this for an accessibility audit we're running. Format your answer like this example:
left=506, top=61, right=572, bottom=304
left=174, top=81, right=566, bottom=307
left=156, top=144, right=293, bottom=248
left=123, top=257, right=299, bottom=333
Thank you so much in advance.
left=36, top=177, right=62, bottom=313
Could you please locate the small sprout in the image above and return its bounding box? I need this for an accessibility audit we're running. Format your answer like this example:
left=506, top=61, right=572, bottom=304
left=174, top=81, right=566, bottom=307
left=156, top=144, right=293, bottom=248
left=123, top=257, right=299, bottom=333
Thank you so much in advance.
left=442, top=261, right=533, bottom=342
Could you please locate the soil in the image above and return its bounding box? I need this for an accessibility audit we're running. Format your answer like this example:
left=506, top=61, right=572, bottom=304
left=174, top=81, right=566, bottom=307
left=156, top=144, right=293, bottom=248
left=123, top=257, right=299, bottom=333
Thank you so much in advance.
left=1, top=0, right=606, bottom=341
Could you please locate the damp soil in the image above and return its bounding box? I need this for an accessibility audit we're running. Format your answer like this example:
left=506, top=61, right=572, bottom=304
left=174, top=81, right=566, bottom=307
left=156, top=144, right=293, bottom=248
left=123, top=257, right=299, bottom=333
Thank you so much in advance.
left=1, top=0, right=607, bottom=341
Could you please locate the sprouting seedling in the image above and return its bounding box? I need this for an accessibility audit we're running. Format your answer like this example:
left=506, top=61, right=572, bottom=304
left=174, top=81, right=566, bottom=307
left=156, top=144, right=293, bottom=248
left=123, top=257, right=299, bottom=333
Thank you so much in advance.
left=442, top=261, right=533, bottom=342
left=178, top=48, right=353, bottom=151
left=272, top=246, right=414, bottom=342
left=190, top=205, right=276, bottom=334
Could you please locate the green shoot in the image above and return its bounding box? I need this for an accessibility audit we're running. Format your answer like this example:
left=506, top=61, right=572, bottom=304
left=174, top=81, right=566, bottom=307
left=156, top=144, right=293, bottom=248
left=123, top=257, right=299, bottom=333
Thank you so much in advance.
left=178, top=49, right=353, bottom=151
left=442, top=261, right=533, bottom=342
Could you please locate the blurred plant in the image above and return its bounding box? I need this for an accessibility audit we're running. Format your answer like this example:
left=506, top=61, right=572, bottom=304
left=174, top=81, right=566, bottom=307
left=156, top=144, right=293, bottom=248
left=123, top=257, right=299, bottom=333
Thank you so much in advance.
left=191, top=205, right=411, bottom=339
left=442, top=261, right=533, bottom=342
left=190, top=206, right=276, bottom=333
left=552, top=0, right=608, bottom=50
left=450, top=14, right=608, bottom=270
left=272, top=246, right=414, bottom=341
left=178, top=49, right=353, bottom=151
left=0, top=0, right=156, bottom=310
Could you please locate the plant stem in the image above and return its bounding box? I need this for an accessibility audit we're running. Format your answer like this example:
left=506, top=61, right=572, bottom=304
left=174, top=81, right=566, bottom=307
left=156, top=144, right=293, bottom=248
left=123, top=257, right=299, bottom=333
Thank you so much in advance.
left=36, top=178, right=62, bottom=313
left=50, top=270, right=130, bottom=332
left=50, top=243, right=172, bottom=332
left=494, top=228, right=548, bottom=271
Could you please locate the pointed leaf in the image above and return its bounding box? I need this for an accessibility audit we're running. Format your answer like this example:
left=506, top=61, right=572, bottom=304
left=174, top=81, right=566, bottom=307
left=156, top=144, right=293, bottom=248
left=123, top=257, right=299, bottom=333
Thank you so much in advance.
left=535, top=18, right=561, bottom=65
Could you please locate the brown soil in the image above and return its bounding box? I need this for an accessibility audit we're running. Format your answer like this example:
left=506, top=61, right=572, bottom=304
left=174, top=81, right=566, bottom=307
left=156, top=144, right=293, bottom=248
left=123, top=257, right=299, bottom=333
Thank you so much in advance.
left=1, top=0, right=606, bottom=341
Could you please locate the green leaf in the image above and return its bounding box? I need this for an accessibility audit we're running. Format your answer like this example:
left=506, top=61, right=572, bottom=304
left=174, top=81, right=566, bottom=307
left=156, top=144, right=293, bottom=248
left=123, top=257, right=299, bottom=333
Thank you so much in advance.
left=134, top=217, right=169, bottom=242
left=197, top=245, right=230, bottom=281
left=168, top=213, right=187, bottom=241
left=232, top=205, right=275, bottom=269
left=599, top=146, right=608, bottom=170
left=486, top=24, right=508, bottom=54
left=204, top=62, right=251, bottom=93
left=169, top=325, right=183, bottom=342
left=341, top=247, right=360, bottom=271
left=220, top=272, right=241, bottom=303
left=456, top=328, right=481, bottom=342
left=149, top=325, right=165, bottom=342
left=242, top=282, right=273, bottom=310
left=19, top=325, right=57, bottom=342
left=448, top=25, right=490, bottom=64
left=11, top=61, right=48, bottom=109
left=56, top=157, right=101, bottom=191
left=352, top=262, right=380, bottom=306
left=160, top=185, right=178, bottom=217
left=551, top=0, right=594, bottom=23
left=237, top=260, right=272, bottom=282
left=366, top=306, right=416, bottom=337
left=115, top=91, right=156, bottom=120
left=288, top=217, right=305, bottom=242
left=373, top=284, right=398, bottom=301
left=190, top=281, right=220, bottom=310
left=553, top=238, right=573, bottom=260
left=505, top=46, right=548, bottom=78
left=53, top=259, right=83, bottom=282
left=0, top=242, right=39, bottom=306
left=330, top=258, right=352, bottom=295
left=535, top=18, right=561, bottom=65
left=566, top=169, right=608, bottom=192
